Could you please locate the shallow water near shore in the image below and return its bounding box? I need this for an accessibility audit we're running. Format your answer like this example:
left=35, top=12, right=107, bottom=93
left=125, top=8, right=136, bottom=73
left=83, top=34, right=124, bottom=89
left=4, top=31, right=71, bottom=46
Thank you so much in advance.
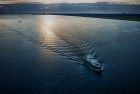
left=0, top=15, right=140, bottom=94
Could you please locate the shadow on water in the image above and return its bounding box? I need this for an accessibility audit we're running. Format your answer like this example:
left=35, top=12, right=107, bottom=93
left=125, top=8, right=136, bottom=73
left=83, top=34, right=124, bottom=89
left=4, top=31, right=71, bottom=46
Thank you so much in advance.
left=52, top=14, right=140, bottom=22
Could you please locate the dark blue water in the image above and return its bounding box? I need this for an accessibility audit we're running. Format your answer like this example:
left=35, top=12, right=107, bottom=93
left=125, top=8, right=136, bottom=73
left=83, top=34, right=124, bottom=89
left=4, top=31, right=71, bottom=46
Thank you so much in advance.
left=0, top=15, right=140, bottom=94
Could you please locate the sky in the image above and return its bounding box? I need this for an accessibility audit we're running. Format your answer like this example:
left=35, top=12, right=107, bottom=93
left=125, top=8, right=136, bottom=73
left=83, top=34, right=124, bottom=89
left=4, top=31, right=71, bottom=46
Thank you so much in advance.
left=0, top=0, right=140, bottom=4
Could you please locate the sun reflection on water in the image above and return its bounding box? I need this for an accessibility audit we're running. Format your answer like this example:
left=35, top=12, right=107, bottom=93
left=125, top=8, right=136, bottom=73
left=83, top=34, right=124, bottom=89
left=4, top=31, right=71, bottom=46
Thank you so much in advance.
left=38, top=15, right=57, bottom=41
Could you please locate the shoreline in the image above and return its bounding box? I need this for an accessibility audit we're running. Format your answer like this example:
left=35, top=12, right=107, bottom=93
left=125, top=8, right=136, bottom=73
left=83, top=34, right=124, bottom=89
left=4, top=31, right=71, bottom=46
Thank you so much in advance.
left=0, top=13, right=140, bottom=21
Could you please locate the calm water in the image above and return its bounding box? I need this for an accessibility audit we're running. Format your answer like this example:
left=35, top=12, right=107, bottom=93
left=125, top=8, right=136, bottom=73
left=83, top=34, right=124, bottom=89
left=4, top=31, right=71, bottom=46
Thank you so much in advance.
left=0, top=15, right=140, bottom=94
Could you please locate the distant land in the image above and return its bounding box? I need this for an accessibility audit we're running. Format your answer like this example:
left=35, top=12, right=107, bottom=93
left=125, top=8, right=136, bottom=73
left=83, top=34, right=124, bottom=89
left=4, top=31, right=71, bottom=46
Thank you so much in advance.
left=0, top=2, right=140, bottom=21
left=0, top=2, right=140, bottom=14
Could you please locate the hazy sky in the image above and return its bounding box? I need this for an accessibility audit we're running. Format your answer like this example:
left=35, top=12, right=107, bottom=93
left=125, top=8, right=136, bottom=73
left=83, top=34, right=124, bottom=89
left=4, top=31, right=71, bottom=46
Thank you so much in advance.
left=0, top=0, right=140, bottom=4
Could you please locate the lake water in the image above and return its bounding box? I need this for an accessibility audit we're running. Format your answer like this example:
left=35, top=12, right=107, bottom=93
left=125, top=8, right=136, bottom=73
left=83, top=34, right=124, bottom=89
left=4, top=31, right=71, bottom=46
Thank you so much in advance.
left=0, top=15, right=140, bottom=94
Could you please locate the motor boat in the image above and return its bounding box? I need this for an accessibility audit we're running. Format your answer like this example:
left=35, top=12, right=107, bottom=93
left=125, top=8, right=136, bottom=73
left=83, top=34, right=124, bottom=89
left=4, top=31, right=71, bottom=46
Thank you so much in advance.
left=84, top=54, right=103, bottom=72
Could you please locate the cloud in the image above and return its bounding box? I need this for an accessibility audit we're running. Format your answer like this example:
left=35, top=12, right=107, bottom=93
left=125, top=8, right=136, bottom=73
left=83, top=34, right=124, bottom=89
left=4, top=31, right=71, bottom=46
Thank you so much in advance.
left=0, top=0, right=140, bottom=4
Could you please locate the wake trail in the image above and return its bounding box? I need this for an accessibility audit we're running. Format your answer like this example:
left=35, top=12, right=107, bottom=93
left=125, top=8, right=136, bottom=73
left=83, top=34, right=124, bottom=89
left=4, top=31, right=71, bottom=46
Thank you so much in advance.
left=0, top=24, right=83, bottom=63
